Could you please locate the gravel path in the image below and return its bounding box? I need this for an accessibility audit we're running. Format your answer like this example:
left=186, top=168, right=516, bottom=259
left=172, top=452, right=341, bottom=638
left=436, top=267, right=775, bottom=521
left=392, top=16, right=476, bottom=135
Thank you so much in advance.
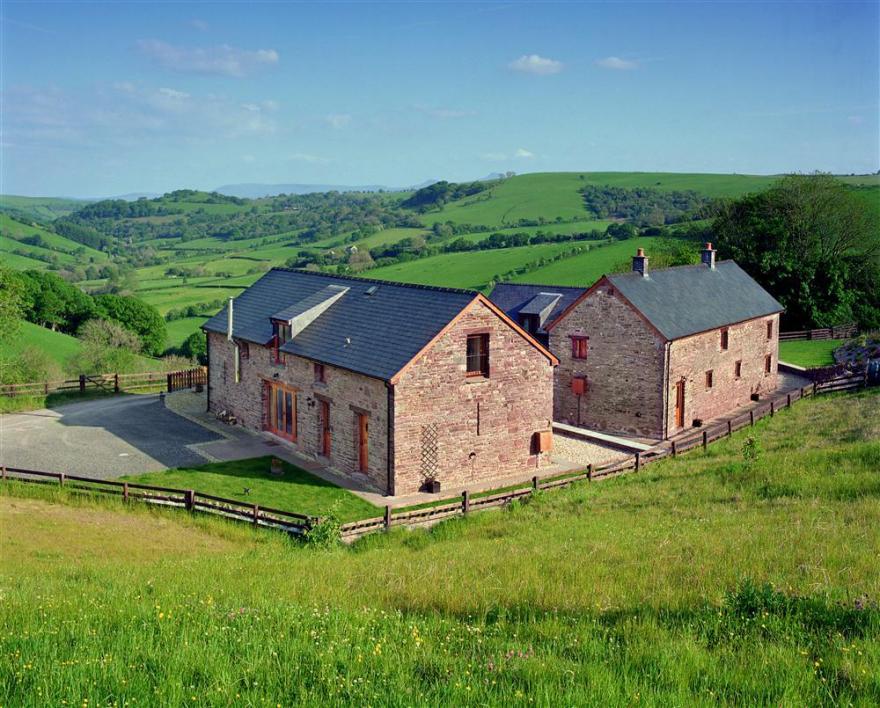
left=552, top=434, right=629, bottom=468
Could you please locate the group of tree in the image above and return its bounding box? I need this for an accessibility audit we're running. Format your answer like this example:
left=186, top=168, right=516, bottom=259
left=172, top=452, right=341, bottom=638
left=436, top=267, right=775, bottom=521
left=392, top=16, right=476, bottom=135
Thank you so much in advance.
left=6, top=270, right=167, bottom=355
left=713, top=174, right=879, bottom=330
left=401, top=180, right=491, bottom=211
left=581, top=184, right=720, bottom=226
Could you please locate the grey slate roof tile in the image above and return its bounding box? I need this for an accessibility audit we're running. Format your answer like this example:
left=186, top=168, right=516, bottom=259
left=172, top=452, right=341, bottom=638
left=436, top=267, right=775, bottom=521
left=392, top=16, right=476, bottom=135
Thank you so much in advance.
left=203, top=269, right=477, bottom=380
left=606, top=260, right=784, bottom=340
left=488, top=283, right=586, bottom=330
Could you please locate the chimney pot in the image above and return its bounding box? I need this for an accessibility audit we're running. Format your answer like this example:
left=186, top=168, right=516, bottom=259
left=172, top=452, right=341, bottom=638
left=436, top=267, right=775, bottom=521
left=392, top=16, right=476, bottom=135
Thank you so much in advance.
left=701, top=242, right=716, bottom=269
left=632, top=249, right=649, bottom=278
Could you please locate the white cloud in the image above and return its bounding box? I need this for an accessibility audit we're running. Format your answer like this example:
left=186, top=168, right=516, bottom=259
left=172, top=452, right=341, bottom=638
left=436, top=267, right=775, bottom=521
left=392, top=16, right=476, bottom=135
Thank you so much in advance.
left=595, top=56, right=639, bottom=70
left=137, top=39, right=279, bottom=77
left=414, top=104, right=475, bottom=119
left=158, top=88, right=190, bottom=100
left=514, top=148, right=534, bottom=158
left=189, top=19, right=209, bottom=32
left=508, top=54, right=563, bottom=75
left=289, top=152, right=329, bottom=164
left=324, top=113, right=352, bottom=129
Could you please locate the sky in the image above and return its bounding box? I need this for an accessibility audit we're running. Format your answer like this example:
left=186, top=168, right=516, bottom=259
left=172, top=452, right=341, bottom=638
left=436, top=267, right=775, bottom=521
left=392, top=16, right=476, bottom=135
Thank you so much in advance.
left=1, top=0, right=878, bottom=198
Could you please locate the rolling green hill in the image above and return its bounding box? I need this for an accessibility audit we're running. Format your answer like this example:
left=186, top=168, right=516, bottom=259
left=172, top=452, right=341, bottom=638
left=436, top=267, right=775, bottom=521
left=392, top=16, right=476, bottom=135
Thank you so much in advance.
left=0, top=213, right=108, bottom=263
left=0, top=194, right=90, bottom=221
left=0, top=320, right=83, bottom=369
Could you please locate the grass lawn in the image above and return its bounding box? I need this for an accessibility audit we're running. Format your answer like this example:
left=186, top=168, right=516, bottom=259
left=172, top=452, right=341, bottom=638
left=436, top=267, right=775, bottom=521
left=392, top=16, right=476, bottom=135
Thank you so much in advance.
left=0, top=320, right=82, bottom=368
left=122, top=456, right=380, bottom=522
left=778, top=339, right=844, bottom=368
left=1, top=388, right=878, bottom=704
left=164, top=317, right=208, bottom=350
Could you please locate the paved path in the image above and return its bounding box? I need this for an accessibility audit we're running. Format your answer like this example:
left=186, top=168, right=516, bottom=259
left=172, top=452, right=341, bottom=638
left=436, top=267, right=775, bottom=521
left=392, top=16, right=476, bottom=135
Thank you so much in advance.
left=0, top=394, right=223, bottom=478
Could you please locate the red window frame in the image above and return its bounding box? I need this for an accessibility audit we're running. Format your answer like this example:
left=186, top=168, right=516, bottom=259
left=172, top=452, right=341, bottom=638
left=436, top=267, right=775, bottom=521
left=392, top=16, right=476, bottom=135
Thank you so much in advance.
left=571, top=335, right=589, bottom=360
left=466, top=334, right=490, bottom=378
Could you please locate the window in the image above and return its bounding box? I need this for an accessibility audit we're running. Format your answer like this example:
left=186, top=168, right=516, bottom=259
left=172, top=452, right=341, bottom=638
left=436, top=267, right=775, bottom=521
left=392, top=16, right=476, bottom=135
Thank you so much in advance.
left=518, top=313, right=539, bottom=334
left=734, top=360, right=742, bottom=378
left=466, top=334, right=490, bottom=378
left=705, top=370, right=713, bottom=389
left=314, top=363, right=325, bottom=383
left=571, top=335, right=589, bottom=360
left=720, top=327, right=729, bottom=350
left=272, top=335, right=284, bottom=365
left=765, top=354, right=772, bottom=374
left=239, top=342, right=249, bottom=360
left=767, top=320, right=773, bottom=340
left=271, top=321, right=291, bottom=365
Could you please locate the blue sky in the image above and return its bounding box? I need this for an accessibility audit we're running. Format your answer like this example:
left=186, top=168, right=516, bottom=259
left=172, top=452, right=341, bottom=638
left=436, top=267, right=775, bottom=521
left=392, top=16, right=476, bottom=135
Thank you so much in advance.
left=2, top=1, right=878, bottom=197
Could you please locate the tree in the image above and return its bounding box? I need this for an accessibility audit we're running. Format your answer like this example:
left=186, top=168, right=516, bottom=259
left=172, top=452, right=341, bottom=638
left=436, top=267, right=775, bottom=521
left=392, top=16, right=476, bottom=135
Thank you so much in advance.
left=180, top=331, right=208, bottom=365
left=713, top=174, right=880, bottom=329
left=72, top=319, right=143, bottom=374
left=93, top=294, right=167, bottom=356
left=605, top=223, right=638, bottom=240
left=0, top=267, right=23, bottom=340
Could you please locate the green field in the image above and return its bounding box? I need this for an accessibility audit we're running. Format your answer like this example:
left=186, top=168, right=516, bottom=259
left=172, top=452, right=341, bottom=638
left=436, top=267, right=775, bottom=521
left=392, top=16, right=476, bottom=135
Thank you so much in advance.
left=779, top=339, right=844, bottom=368
left=509, top=236, right=655, bottom=286
left=164, top=317, right=209, bottom=350
left=1, top=388, right=877, bottom=704
left=367, top=241, right=585, bottom=289
left=0, top=320, right=83, bottom=369
left=123, top=457, right=379, bottom=523
left=0, top=194, right=89, bottom=220
left=0, top=213, right=107, bottom=262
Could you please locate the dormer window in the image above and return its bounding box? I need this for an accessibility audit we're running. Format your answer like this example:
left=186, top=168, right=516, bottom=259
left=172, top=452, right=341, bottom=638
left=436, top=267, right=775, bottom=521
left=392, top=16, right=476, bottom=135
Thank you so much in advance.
left=518, top=313, right=539, bottom=334
left=271, top=321, right=290, bottom=365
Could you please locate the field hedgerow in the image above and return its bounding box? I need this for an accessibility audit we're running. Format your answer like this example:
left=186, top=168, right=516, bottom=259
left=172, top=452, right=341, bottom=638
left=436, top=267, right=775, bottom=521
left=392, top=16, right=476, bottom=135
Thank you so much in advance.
left=1, top=388, right=879, bottom=705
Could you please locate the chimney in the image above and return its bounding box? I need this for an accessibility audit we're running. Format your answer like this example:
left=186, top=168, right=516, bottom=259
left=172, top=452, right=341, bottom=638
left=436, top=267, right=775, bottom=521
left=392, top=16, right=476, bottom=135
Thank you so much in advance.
left=632, top=247, right=649, bottom=278
left=227, top=296, right=234, bottom=341
left=701, top=242, right=716, bottom=269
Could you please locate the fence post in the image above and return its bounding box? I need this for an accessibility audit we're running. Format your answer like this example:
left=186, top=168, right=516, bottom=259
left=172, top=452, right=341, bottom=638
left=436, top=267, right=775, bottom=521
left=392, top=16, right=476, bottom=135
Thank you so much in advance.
left=750, top=410, right=754, bottom=426
left=79, top=375, right=85, bottom=394
left=770, top=401, right=775, bottom=417
left=702, top=430, right=708, bottom=451
left=1, top=465, right=6, bottom=482
left=114, top=373, right=120, bottom=393
left=813, top=382, right=818, bottom=396
left=185, top=489, right=195, bottom=511
left=787, top=393, right=791, bottom=408
left=727, top=420, right=732, bottom=437
left=462, top=490, right=470, bottom=514
left=59, top=472, right=65, bottom=486
left=167, top=373, right=173, bottom=393
left=123, top=482, right=129, bottom=502
left=252, top=504, right=259, bottom=526
left=384, top=504, right=392, bottom=531
left=635, top=452, right=641, bottom=471
left=532, top=475, right=539, bottom=492
left=671, top=440, right=677, bottom=457
left=587, top=463, right=593, bottom=481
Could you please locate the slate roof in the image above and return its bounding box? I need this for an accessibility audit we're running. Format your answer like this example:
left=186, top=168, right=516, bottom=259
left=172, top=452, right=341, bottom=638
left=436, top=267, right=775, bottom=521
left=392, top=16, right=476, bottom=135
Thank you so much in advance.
left=605, top=260, right=784, bottom=340
left=488, top=283, right=586, bottom=330
left=203, top=269, right=478, bottom=381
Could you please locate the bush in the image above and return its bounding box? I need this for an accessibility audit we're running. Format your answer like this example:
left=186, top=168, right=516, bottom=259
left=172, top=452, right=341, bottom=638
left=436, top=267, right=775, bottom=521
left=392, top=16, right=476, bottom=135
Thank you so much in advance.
left=180, top=332, right=207, bottom=365
left=0, top=346, right=63, bottom=385
left=71, top=319, right=142, bottom=374
left=93, top=294, right=167, bottom=356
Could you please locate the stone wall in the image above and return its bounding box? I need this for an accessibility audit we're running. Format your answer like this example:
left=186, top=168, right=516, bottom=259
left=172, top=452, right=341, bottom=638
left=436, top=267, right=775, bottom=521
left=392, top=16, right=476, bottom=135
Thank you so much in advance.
left=549, top=283, right=667, bottom=437
left=391, top=299, right=555, bottom=495
left=207, top=332, right=389, bottom=492
left=665, top=313, right=779, bottom=434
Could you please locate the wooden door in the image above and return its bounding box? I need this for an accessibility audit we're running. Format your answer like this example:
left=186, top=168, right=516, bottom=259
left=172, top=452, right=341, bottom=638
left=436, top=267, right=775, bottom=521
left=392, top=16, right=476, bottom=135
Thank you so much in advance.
left=320, top=400, right=331, bottom=457
left=674, top=379, right=685, bottom=428
left=357, top=413, right=369, bottom=472
left=266, top=382, right=296, bottom=441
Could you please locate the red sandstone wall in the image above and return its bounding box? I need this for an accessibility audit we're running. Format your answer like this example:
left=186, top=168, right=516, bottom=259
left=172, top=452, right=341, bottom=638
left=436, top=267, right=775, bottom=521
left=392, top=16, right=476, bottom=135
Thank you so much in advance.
left=391, top=299, right=554, bottom=495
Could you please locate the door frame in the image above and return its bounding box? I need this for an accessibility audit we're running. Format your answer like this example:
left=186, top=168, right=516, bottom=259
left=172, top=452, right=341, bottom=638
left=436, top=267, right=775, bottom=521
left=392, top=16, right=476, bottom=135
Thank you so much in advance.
left=318, top=398, right=331, bottom=457
left=357, top=412, right=369, bottom=472
left=265, top=380, right=297, bottom=442
left=674, top=379, right=685, bottom=428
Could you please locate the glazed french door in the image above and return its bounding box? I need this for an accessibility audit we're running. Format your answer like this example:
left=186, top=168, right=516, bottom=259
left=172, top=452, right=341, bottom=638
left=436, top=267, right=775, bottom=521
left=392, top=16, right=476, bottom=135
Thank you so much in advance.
left=266, top=382, right=296, bottom=441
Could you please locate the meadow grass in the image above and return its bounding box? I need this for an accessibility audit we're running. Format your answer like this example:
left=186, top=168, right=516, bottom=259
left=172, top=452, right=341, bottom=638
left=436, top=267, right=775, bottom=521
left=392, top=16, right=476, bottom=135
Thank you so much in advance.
left=0, top=213, right=107, bottom=261
left=779, top=339, right=844, bottom=368
left=1, top=389, right=878, bottom=705
left=122, top=456, right=380, bottom=522
left=164, top=317, right=209, bottom=350
left=510, top=236, right=656, bottom=286
left=0, top=320, right=82, bottom=368
left=366, top=242, right=585, bottom=290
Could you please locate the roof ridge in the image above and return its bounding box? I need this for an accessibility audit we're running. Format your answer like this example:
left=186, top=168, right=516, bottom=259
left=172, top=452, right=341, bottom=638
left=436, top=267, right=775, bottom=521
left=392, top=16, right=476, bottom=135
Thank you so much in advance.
left=268, top=267, right=479, bottom=296
left=608, top=259, right=736, bottom=278
left=494, top=281, right=588, bottom=291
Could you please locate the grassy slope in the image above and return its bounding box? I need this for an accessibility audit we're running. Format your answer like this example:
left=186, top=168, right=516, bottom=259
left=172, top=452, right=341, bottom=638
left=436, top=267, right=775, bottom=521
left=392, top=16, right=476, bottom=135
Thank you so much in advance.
left=165, top=317, right=208, bottom=350
left=778, top=339, right=844, bottom=368
left=509, top=236, right=655, bottom=286
left=0, top=320, right=82, bottom=368
left=0, top=213, right=107, bottom=261
left=122, top=457, right=379, bottom=522
left=366, top=242, right=582, bottom=290
left=0, top=194, right=89, bottom=220
left=1, top=389, right=878, bottom=704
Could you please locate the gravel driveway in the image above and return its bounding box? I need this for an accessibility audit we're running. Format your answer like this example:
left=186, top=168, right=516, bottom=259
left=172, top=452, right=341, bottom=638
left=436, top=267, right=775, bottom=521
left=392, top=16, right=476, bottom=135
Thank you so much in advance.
left=0, top=394, right=223, bottom=479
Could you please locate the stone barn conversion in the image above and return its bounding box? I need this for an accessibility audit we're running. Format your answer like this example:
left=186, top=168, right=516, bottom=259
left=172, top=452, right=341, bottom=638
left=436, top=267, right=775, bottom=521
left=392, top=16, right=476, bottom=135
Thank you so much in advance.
left=203, top=269, right=557, bottom=496
left=491, top=244, right=783, bottom=439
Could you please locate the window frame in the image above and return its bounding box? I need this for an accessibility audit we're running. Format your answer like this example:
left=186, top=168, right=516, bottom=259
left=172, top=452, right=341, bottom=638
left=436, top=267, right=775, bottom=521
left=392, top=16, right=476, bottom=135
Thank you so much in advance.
left=765, top=354, right=772, bottom=374
left=705, top=370, right=713, bottom=389
left=766, top=320, right=773, bottom=340
left=570, top=335, right=589, bottom=360
left=734, top=360, right=742, bottom=378
left=466, top=333, right=490, bottom=378
left=314, top=362, right=326, bottom=383
left=720, top=327, right=729, bottom=351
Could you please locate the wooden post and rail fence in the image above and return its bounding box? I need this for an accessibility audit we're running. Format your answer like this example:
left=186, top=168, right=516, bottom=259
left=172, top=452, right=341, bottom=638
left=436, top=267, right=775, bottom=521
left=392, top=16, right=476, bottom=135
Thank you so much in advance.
left=778, top=322, right=858, bottom=342
left=0, top=369, right=871, bottom=542
left=0, top=367, right=207, bottom=399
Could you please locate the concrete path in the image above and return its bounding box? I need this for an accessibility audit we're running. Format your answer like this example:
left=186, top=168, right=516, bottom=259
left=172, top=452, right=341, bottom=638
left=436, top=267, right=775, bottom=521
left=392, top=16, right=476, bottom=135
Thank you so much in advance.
left=0, top=394, right=223, bottom=478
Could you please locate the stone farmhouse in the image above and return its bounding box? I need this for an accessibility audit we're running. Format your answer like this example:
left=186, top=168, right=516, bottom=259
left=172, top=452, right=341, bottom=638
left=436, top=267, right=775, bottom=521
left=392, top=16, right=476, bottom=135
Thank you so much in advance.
left=490, top=244, right=784, bottom=439
left=203, top=269, right=558, bottom=496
